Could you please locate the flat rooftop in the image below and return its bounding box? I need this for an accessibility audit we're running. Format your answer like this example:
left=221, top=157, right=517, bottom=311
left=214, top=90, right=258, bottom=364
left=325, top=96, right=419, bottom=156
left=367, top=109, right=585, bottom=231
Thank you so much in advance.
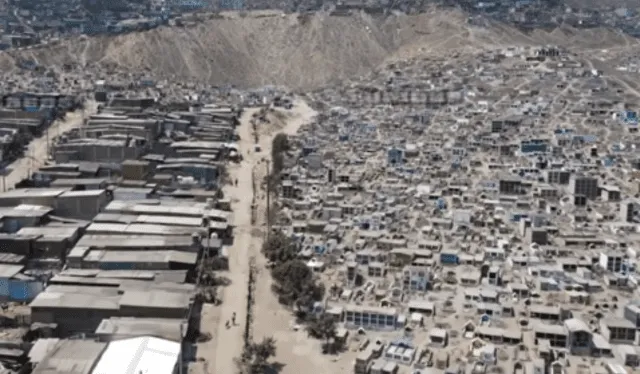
left=30, top=285, right=193, bottom=311
left=29, top=290, right=121, bottom=310
left=76, top=234, right=194, bottom=249
left=82, top=250, right=197, bottom=265
left=32, top=339, right=107, bottom=374
left=95, top=317, right=186, bottom=342
left=0, top=188, right=68, bottom=199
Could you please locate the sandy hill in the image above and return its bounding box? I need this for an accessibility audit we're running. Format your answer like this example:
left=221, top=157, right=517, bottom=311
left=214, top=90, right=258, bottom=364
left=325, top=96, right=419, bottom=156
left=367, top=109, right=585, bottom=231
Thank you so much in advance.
left=0, top=9, right=636, bottom=90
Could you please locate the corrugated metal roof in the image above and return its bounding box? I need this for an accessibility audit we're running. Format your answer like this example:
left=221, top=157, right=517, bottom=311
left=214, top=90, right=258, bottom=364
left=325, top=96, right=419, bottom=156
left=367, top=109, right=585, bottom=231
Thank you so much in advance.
left=30, top=290, right=120, bottom=310
left=32, top=339, right=106, bottom=374
left=0, top=264, right=23, bottom=278
left=91, top=337, right=179, bottom=374
left=0, top=188, right=67, bottom=198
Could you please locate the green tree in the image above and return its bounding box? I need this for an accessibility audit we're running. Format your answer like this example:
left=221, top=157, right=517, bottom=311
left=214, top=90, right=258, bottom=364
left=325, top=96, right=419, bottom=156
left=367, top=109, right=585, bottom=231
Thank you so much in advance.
left=237, top=337, right=277, bottom=374
left=271, top=133, right=289, bottom=174
left=261, top=230, right=297, bottom=264
left=307, top=314, right=344, bottom=354
left=306, top=313, right=336, bottom=340
left=272, top=152, right=284, bottom=176
left=270, top=260, right=325, bottom=313
left=271, top=133, right=289, bottom=155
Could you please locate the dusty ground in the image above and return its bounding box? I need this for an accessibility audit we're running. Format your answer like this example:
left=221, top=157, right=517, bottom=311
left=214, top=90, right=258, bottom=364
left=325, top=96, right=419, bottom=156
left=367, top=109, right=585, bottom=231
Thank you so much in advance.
left=195, top=101, right=324, bottom=374
left=0, top=10, right=636, bottom=90
left=194, top=106, right=261, bottom=374
left=247, top=101, right=358, bottom=374
left=195, top=100, right=348, bottom=374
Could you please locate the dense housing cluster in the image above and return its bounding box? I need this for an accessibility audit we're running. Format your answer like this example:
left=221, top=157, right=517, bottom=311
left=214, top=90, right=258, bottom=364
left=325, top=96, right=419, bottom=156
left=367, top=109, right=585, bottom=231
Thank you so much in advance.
left=0, top=94, right=243, bottom=374
left=3, top=12, right=640, bottom=374
left=266, top=45, right=640, bottom=374
left=2, top=0, right=640, bottom=49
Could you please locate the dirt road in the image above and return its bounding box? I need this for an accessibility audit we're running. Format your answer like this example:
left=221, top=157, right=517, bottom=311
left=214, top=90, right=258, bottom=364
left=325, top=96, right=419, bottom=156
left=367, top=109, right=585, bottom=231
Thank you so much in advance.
left=210, top=106, right=262, bottom=374
left=205, top=101, right=317, bottom=374
left=3, top=103, right=95, bottom=189
left=247, top=102, right=352, bottom=374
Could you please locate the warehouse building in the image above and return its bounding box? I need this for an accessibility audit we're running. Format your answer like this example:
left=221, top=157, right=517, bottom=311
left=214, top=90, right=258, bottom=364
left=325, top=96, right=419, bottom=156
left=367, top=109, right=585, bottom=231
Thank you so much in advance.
left=103, top=200, right=230, bottom=221
left=29, top=282, right=195, bottom=335
left=84, top=222, right=197, bottom=236
left=54, top=189, right=110, bottom=220
left=15, top=226, right=82, bottom=259
left=74, top=234, right=198, bottom=251
left=0, top=188, right=68, bottom=208
left=68, top=249, right=198, bottom=271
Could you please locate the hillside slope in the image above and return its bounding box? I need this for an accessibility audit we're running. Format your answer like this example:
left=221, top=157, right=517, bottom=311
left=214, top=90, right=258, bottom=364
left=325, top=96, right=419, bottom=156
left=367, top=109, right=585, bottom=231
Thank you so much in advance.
left=0, top=10, right=635, bottom=90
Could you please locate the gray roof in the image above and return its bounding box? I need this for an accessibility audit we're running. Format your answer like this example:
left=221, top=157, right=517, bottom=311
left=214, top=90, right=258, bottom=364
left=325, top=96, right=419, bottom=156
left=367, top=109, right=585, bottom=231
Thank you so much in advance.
left=76, top=234, right=194, bottom=249
left=86, top=222, right=197, bottom=236
left=31, top=339, right=106, bottom=374
left=17, top=226, right=79, bottom=240
left=28, top=338, right=60, bottom=364
left=0, top=264, right=24, bottom=278
left=0, top=188, right=68, bottom=199
left=82, top=250, right=197, bottom=265
left=29, top=288, right=120, bottom=310
left=119, top=290, right=192, bottom=310
left=94, top=317, right=186, bottom=342
left=49, top=178, right=108, bottom=187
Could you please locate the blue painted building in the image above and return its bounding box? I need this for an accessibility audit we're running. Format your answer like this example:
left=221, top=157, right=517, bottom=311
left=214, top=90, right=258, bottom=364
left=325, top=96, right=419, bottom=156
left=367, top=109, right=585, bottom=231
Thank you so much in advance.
left=573, top=135, right=598, bottom=144
left=345, top=305, right=398, bottom=330
left=302, top=145, right=316, bottom=157
left=440, top=250, right=459, bottom=265
left=521, top=140, right=548, bottom=154
left=554, top=128, right=574, bottom=135
left=387, top=147, right=403, bottom=165
left=0, top=265, right=44, bottom=302
left=511, top=213, right=528, bottom=222
left=140, top=79, right=155, bottom=87
left=403, top=266, right=430, bottom=291
left=603, top=158, right=615, bottom=167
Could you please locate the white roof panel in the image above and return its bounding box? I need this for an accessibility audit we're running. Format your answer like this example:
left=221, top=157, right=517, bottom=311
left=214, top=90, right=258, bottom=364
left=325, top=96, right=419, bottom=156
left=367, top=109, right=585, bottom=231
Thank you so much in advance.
left=91, top=336, right=180, bottom=374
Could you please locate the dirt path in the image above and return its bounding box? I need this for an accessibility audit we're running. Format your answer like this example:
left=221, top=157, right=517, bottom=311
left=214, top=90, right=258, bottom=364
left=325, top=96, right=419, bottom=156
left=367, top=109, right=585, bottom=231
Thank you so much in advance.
left=203, top=100, right=322, bottom=374
left=247, top=101, right=352, bottom=374
left=3, top=102, right=95, bottom=189
left=207, top=106, right=264, bottom=374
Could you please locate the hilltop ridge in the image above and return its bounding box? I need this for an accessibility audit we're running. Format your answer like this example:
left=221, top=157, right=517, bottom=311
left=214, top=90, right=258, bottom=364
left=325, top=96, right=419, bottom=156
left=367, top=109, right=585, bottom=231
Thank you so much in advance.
left=0, top=9, right=636, bottom=90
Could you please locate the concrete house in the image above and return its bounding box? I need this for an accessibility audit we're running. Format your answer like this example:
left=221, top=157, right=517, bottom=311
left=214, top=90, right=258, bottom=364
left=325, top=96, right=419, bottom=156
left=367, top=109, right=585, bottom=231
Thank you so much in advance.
left=564, top=318, right=592, bottom=355
left=54, top=189, right=110, bottom=220
left=600, top=318, right=636, bottom=345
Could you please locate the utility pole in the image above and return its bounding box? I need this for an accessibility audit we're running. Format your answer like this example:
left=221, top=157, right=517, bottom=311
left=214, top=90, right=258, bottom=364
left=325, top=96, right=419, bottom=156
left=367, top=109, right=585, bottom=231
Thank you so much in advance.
left=28, top=149, right=33, bottom=179
left=266, top=161, right=270, bottom=241
left=46, top=123, right=49, bottom=160
left=178, top=323, right=184, bottom=374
